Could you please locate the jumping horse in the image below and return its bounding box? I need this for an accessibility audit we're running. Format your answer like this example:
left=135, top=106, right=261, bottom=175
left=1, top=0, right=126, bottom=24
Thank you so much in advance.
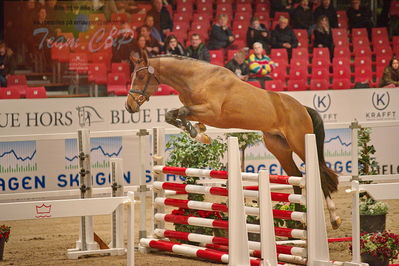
left=125, top=54, right=341, bottom=229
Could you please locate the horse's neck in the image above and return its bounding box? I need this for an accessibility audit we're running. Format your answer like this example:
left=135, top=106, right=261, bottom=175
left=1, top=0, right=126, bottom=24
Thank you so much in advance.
left=154, top=58, right=197, bottom=92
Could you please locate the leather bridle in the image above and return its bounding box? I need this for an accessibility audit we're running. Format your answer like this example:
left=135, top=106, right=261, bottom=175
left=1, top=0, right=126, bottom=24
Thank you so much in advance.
left=128, top=65, right=160, bottom=106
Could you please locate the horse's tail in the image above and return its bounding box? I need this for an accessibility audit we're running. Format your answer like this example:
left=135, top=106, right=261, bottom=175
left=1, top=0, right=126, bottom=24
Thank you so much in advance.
left=305, top=106, right=339, bottom=197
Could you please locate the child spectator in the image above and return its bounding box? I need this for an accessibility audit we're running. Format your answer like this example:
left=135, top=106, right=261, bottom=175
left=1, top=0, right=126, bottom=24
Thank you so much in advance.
left=186, top=33, right=211, bottom=62
left=247, top=17, right=271, bottom=54
left=164, top=35, right=185, bottom=56
left=207, top=14, right=235, bottom=50
left=313, top=0, right=338, bottom=28
left=380, top=58, right=399, bottom=88
left=224, top=50, right=249, bottom=81
left=247, top=42, right=277, bottom=89
left=313, top=15, right=334, bottom=58
left=271, top=16, right=298, bottom=59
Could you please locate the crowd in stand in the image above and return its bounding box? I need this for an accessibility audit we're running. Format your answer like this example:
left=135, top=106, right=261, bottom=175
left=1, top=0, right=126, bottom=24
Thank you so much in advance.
left=1, top=0, right=399, bottom=98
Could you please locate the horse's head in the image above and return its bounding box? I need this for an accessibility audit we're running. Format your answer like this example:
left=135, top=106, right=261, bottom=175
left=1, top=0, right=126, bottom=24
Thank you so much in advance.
left=125, top=53, right=160, bottom=113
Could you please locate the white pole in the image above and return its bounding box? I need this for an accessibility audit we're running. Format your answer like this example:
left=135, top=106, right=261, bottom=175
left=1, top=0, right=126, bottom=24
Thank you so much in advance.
left=110, top=158, right=124, bottom=249
left=152, top=128, right=165, bottom=232
left=258, top=170, right=277, bottom=266
left=227, top=137, right=250, bottom=266
left=350, top=121, right=361, bottom=263
left=305, top=134, right=331, bottom=265
left=137, top=129, right=149, bottom=239
left=127, top=191, right=135, bottom=266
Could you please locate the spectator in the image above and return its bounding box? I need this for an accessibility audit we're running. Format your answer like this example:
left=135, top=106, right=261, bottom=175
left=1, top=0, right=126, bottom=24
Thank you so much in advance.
left=132, top=35, right=149, bottom=60
left=145, top=15, right=162, bottom=44
left=291, top=0, right=313, bottom=31
left=139, top=25, right=160, bottom=56
left=313, top=15, right=334, bottom=59
left=112, top=23, right=136, bottom=63
left=0, top=42, right=16, bottom=87
left=146, top=0, right=173, bottom=40
left=224, top=50, right=249, bottom=81
left=247, top=42, right=277, bottom=89
left=270, top=0, right=295, bottom=18
left=271, top=16, right=298, bottom=59
left=186, top=33, right=211, bottom=62
left=379, top=58, right=399, bottom=88
left=346, top=0, right=373, bottom=36
left=247, top=17, right=271, bottom=54
left=313, top=0, right=338, bottom=28
left=207, top=14, right=234, bottom=50
left=164, top=35, right=185, bottom=56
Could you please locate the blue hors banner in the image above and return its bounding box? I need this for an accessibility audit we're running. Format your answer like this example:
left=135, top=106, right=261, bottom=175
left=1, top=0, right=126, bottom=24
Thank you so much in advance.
left=0, top=88, right=398, bottom=194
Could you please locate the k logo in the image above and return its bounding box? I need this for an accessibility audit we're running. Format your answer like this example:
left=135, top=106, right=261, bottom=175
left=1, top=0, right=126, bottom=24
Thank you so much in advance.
left=372, top=92, right=390, bottom=111
left=313, top=94, right=331, bottom=113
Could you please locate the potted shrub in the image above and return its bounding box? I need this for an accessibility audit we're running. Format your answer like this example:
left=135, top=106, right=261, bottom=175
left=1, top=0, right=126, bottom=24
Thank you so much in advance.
left=358, top=128, right=388, bottom=233
left=350, top=231, right=399, bottom=266
left=166, top=133, right=227, bottom=239
left=0, top=225, right=11, bottom=261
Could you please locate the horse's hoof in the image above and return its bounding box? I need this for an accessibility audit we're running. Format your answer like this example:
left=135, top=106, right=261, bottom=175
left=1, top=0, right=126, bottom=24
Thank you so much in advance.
left=195, top=134, right=212, bottom=144
left=331, top=217, right=342, bottom=230
left=194, top=123, right=207, bottom=133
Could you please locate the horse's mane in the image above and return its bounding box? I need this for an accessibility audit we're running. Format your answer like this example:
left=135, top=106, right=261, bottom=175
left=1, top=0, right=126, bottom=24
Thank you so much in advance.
left=150, top=54, right=211, bottom=65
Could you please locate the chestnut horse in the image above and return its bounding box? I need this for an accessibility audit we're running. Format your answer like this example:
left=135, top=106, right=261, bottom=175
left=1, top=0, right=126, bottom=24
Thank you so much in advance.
left=125, top=54, right=341, bottom=229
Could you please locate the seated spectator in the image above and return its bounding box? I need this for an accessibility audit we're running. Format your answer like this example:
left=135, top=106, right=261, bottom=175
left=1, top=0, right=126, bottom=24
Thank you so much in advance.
left=164, top=35, right=185, bottom=56
left=247, top=42, right=277, bottom=89
left=0, top=42, right=16, bottom=87
left=379, top=58, right=399, bottom=88
left=112, top=23, right=136, bottom=63
left=146, top=0, right=173, bottom=40
left=186, top=33, right=211, bottom=62
left=346, top=0, right=373, bottom=36
left=131, top=35, right=149, bottom=60
left=313, top=15, right=334, bottom=59
left=139, top=25, right=160, bottom=56
left=271, top=16, right=298, bottom=59
left=313, top=0, right=338, bottom=28
left=207, top=14, right=235, bottom=50
left=224, top=50, right=249, bottom=81
left=247, top=17, right=271, bottom=54
left=145, top=15, right=162, bottom=44
left=270, top=0, right=295, bottom=18
left=291, top=0, right=313, bottom=31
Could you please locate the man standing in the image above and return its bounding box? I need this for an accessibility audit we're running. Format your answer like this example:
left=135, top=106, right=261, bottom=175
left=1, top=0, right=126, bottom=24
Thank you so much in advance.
left=186, top=33, right=211, bottom=62
left=314, top=0, right=338, bottom=28
left=146, top=0, right=173, bottom=40
left=207, top=14, right=234, bottom=50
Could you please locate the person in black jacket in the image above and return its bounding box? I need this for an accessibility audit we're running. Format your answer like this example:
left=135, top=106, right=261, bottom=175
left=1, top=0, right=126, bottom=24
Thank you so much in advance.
left=291, top=0, right=313, bottom=31
left=164, top=35, right=185, bottom=56
left=313, top=15, right=334, bottom=59
left=270, top=0, right=295, bottom=18
left=146, top=0, right=173, bottom=41
left=313, top=0, right=338, bottom=28
left=186, top=33, right=211, bottom=62
left=207, top=14, right=234, bottom=50
left=247, top=17, right=271, bottom=54
left=271, top=16, right=298, bottom=59
left=224, top=50, right=249, bottom=81
left=346, top=0, right=373, bottom=36
left=0, top=42, right=16, bottom=87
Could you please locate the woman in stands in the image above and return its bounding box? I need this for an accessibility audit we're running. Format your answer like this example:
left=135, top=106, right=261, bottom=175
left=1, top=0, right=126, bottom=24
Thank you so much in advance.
left=0, top=42, right=16, bottom=87
left=380, top=57, right=399, bottom=88
left=313, top=15, right=334, bottom=59
left=247, top=17, right=271, bottom=54
left=138, top=25, right=160, bottom=56
left=163, top=35, right=185, bottom=56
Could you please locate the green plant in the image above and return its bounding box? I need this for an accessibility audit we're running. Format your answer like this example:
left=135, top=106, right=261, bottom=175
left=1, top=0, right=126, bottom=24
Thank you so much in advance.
left=357, top=128, right=388, bottom=215
left=350, top=231, right=399, bottom=262
left=0, top=225, right=11, bottom=242
left=225, top=132, right=263, bottom=171
left=166, top=133, right=227, bottom=237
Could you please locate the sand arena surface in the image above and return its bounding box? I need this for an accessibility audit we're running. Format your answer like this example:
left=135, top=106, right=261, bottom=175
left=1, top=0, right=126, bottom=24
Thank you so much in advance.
left=1, top=188, right=399, bottom=266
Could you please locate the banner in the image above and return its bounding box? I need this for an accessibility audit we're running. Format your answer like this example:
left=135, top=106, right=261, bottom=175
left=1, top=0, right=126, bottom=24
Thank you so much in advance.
left=1, top=88, right=398, bottom=194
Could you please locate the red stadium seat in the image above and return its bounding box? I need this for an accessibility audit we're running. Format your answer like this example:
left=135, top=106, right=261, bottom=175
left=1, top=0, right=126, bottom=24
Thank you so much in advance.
left=256, top=4, right=269, bottom=13
left=270, top=49, right=288, bottom=64
left=236, top=3, right=252, bottom=13
left=246, top=80, right=262, bottom=88
left=354, top=57, right=372, bottom=68
left=352, top=46, right=372, bottom=58
left=209, top=50, right=225, bottom=66
left=333, top=65, right=352, bottom=80
left=265, top=80, right=285, bottom=91
left=232, top=21, right=250, bottom=32
left=25, top=87, right=47, bottom=98
left=311, top=68, right=330, bottom=80
left=291, top=48, right=309, bottom=61
left=270, top=66, right=287, bottom=82
left=196, top=2, right=213, bottom=13
left=111, top=13, right=128, bottom=24
left=312, top=47, right=330, bottom=61
left=7, top=75, right=28, bottom=97
left=107, top=72, right=129, bottom=96
left=176, top=3, right=193, bottom=14
left=310, top=79, right=329, bottom=90
left=88, top=63, right=108, bottom=84
left=334, top=46, right=351, bottom=59
left=351, top=28, right=368, bottom=40
left=192, top=13, right=212, bottom=23
left=312, top=57, right=331, bottom=71
left=174, top=13, right=191, bottom=23
left=131, top=13, right=146, bottom=23
left=354, top=66, right=373, bottom=85
left=375, top=55, right=391, bottom=69
left=289, top=66, right=308, bottom=81
left=234, top=12, right=252, bottom=21
left=332, top=78, right=352, bottom=90
left=374, top=44, right=393, bottom=57
left=112, top=62, right=131, bottom=81
left=352, top=36, right=370, bottom=48
left=287, top=79, right=308, bottom=91
left=69, top=53, right=89, bottom=74
left=0, top=87, right=20, bottom=99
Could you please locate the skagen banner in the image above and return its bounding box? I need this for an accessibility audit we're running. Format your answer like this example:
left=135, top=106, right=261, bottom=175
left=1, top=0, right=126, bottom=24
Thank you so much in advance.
left=0, top=88, right=398, bottom=194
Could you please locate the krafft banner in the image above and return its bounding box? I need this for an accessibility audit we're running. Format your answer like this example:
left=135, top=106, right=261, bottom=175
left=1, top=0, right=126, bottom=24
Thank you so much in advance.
left=0, top=88, right=398, bottom=194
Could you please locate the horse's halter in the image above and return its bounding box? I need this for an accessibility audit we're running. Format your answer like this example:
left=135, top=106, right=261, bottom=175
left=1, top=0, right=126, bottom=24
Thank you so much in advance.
left=128, top=65, right=160, bottom=106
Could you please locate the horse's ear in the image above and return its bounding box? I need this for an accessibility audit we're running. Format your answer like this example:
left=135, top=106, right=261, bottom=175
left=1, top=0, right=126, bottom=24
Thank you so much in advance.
left=143, top=50, right=149, bottom=66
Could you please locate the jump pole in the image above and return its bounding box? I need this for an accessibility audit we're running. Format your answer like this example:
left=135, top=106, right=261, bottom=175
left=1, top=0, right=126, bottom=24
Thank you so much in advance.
left=110, top=158, right=124, bottom=250
left=137, top=129, right=150, bottom=239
